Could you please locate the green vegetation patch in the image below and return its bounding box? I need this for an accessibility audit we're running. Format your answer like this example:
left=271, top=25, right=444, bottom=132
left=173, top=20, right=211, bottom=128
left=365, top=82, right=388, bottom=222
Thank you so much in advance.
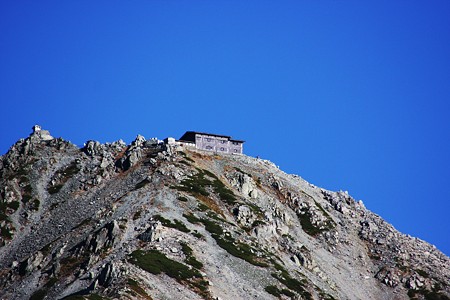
left=47, top=161, right=80, bottom=195
left=206, top=211, right=227, bottom=223
left=153, top=215, right=190, bottom=233
left=133, top=210, right=142, bottom=220
left=192, top=230, right=203, bottom=239
left=415, top=269, right=429, bottom=278
left=183, top=211, right=266, bottom=267
left=172, top=168, right=237, bottom=205
left=251, top=220, right=266, bottom=228
left=87, top=295, right=109, bottom=300
left=59, top=254, right=89, bottom=277
left=197, top=202, right=210, bottom=212
left=234, top=166, right=249, bottom=176
left=408, top=288, right=450, bottom=300
left=214, top=235, right=267, bottom=267
left=40, top=243, right=52, bottom=257
left=127, top=278, right=152, bottom=299
left=32, top=199, right=40, bottom=211
left=271, top=271, right=312, bottom=300
left=245, top=202, right=264, bottom=218
left=183, top=213, right=202, bottom=224
left=7, top=201, right=20, bottom=210
left=202, top=217, right=267, bottom=267
left=172, top=170, right=210, bottom=196
left=1, top=226, right=13, bottom=239
left=297, top=207, right=334, bottom=237
left=0, top=194, right=21, bottom=241
left=21, top=193, right=33, bottom=204
left=177, top=151, right=187, bottom=157
left=176, top=151, right=195, bottom=162
left=265, top=285, right=281, bottom=297
left=0, top=200, right=20, bottom=215
left=178, top=196, right=189, bottom=202
left=30, top=289, right=47, bottom=300
left=135, top=178, right=151, bottom=190
left=129, top=249, right=209, bottom=298
left=185, top=156, right=195, bottom=163
left=318, top=291, right=337, bottom=300
left=265, top=285, right=295, bottom=298
left=179, top=160, right=191, bottom=166
left=181, top=242, right=204, bottom=269
left=48, top=184, right=64, bottom=195
left=130, top=249, right=200, bottom=280
left=44, top=277, right=58, bottom=288
left=313, top=200, right=332, bottom=219
left=29, top=277, right=61, bottom=300
left=199, top=217, right=223, bottom=235
left=72, top=218, right=92, bottom=230
left=62, top=294, right=110, bottom=300
left=0, top=212, right=8, bottom=222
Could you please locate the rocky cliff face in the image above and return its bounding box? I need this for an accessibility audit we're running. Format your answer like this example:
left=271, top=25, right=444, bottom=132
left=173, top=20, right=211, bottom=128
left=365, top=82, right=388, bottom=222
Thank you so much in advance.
left=0, top=127, right=448, bottom=300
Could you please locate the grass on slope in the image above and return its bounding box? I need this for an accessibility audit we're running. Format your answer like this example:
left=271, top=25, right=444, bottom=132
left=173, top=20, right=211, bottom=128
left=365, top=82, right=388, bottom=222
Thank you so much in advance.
left=129, top=249, right=209, bottom=298
left=297, top=207, right=334, bottom=237
left=173, top=168, right=237, bottom=205
left=153, top=214, right=190, bottom=233
left=183, top=212, right=268, bottom=267
left=47, top=161, right=80, bottom=194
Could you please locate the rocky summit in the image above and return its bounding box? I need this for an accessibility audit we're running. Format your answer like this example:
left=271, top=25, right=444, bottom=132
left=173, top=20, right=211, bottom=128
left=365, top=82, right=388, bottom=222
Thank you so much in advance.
left=0, top=127, right=449, bottom=300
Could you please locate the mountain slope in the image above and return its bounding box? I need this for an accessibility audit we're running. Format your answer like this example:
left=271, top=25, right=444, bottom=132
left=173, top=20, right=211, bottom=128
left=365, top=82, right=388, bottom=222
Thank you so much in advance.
left=0, top=127, right=448, bottom=300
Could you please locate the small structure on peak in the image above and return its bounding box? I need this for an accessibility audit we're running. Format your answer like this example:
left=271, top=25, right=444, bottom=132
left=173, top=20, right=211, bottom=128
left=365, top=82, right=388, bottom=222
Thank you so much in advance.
left=30, top=124, right=53, bottom=141
left=178, top=131, right=244, bottom=154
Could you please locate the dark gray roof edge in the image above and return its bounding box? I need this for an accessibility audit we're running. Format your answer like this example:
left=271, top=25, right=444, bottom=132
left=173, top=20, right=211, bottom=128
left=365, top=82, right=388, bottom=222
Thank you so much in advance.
left=180, top=131, right=245, bottom=143
left=184, top=131, right=231, bottom=139
left=176, top=139, right=195, bottom=143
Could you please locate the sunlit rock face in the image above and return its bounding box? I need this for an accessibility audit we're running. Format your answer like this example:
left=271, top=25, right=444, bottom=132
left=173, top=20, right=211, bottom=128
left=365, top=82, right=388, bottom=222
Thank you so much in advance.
left=0, top=127, right=449, bottom=300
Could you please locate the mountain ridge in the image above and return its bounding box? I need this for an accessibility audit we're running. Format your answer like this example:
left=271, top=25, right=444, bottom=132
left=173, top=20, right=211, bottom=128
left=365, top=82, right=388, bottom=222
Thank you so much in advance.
left=0, top=127, right=448, bottom=300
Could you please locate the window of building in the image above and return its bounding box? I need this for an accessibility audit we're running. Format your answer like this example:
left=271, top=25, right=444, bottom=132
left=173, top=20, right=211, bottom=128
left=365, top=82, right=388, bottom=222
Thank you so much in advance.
left=206, top=146, right=213, bottom=150
left=220, top=147, right=225, bottom=151
left=221, top=140, right=226, bottom=144
left=206, top=138, right=212, bottom=142
left=234, top=149, right=238, bottom=152
left=232, top=142, right=239, bottom=145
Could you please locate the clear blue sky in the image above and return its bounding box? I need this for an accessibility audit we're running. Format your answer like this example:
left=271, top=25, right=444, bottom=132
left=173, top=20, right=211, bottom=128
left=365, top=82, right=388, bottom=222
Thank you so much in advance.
left=1, top=1, right=450, bottom=255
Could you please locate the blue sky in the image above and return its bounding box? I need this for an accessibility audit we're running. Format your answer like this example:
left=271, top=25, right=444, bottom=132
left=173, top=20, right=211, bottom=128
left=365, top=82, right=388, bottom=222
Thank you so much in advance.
left=1, top=1, right=450, bottom=255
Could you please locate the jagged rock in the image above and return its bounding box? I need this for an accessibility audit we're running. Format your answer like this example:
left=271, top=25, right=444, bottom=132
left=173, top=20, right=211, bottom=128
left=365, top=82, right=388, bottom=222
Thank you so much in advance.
left=144, top=137, right=159, bottom=147
left=84, top=140, right=103, bottom=156
left=233, top=205, right=256, bottom=228
left=375, top=267, right=401, bottom=287
left=120, top=148, right=142, bottom=170
left=132, top=134, right=146, bottom=147
left=97, top=262, right=118, bottom=287
left=293, top=248, right=315, bottom=270
left=138, top=221, right=162, bottom=242
left=406, top=274, right=425, bottom=290
left=23, top=251, right=44, bottom=274
left=322, top=190, right=352, bottom=214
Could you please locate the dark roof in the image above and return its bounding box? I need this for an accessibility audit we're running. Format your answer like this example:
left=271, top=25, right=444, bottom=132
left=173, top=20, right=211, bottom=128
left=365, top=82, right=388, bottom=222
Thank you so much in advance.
left=179, top=131, right=245, bottom=143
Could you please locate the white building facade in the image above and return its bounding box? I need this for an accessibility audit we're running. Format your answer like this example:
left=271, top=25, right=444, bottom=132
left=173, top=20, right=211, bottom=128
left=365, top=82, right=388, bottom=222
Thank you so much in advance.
left=178, top=131, right=244, bottom=154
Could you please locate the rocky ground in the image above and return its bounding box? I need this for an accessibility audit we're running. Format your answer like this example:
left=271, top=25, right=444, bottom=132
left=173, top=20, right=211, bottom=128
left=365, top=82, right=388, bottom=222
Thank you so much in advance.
left=0, top=127, right=448, bottom=300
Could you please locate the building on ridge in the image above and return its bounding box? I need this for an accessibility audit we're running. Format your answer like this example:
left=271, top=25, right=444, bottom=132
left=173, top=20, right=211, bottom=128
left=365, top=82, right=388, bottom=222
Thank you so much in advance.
left=178, top=131, right=244, bottom=154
